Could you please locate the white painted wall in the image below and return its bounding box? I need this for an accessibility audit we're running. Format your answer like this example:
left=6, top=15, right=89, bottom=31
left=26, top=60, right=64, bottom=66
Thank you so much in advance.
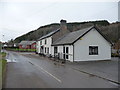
left=43, top=36, right=52, bottom=55
left=36, top=41, right=40, bottom=53
left=37, top=36, right=52, bottom=55
left=51, top=46, right=54, bottom=56
left=74, top=28, right=111, bottom=61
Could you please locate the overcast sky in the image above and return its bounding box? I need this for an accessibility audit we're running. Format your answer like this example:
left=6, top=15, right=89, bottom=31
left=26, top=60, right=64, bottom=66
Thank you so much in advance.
left=0, top=0, right=119, bottom=42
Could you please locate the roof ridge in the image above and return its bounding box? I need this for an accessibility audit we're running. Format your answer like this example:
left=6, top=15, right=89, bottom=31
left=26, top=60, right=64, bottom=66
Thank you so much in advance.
left=38, top=28, right=60, bottom=40
left=52, top=26, right=95, bottom=46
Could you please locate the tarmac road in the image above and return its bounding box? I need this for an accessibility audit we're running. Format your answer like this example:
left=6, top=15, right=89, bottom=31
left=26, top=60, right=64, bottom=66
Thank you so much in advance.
left=3, top=51, right=119, bottom=88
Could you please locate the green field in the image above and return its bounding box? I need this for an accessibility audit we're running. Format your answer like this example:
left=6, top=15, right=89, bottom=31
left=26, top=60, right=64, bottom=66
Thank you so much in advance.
left=6, top=48, right=36, bottom=52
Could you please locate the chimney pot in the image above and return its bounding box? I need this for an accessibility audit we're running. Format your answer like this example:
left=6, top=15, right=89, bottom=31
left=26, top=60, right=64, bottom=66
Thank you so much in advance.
left=60, top=19, right=67, bottom=23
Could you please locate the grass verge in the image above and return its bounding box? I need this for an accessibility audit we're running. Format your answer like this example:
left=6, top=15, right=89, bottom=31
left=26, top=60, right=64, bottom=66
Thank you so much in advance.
left=0, top=52, right=7, bottom=89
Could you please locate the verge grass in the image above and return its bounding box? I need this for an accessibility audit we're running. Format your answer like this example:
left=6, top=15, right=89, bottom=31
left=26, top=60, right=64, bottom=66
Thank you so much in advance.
left=0, top=52, right=7, bottom=89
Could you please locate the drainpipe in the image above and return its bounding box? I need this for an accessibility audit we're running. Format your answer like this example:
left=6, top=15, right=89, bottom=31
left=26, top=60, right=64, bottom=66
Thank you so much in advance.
left=73, top=44, right=74, bottom=62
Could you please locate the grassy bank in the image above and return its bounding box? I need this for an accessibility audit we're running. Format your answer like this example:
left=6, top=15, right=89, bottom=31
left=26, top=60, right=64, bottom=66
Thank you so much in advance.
left=0, top=52, right=7, bottom=89
left=1, top=52, right=6, bottom=58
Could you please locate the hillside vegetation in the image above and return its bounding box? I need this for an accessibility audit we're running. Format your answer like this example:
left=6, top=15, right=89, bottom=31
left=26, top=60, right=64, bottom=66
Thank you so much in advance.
left=14, top=20, right=120, bottom=43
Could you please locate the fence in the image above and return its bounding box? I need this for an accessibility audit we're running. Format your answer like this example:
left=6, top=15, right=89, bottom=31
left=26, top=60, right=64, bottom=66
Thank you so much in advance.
left=54, top=52, right=73, bottom=63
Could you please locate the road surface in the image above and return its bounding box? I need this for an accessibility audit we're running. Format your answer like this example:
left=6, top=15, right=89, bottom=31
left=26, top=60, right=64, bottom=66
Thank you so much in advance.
left=3, top=51, right=119, bottom=88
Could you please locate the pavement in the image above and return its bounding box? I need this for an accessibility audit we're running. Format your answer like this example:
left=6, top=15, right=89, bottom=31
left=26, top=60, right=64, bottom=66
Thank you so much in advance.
left=68, top=58, right=119, bottom=84
left=3, top=51, right=119, bottom=88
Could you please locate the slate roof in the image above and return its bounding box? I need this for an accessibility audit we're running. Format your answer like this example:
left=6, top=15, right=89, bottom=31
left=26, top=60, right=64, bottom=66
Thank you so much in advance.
left=38, top=28, right=60, bottom=40
left=19, top=41, right=36, bottom=45
left=52, top=26, right=112, bottom=46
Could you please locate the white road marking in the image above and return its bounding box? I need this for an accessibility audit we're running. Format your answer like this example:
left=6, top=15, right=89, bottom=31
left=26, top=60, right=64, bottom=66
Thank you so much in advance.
left=108, top=81, right=119, bottom=86
left=28, top=60, right=62, bottom=83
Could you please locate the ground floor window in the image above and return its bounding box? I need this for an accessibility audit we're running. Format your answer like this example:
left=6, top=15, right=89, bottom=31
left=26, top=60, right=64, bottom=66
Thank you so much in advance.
left=54, top=47, right=58, bottom=54
left=54, top=46, right=58, bottom=57
left=45, top=47, right=46, bottom=53
left=66, top=47, right=69, bottom=59
left=89, top=46, right=98, bottom=55
left=47, top=47, right=49, bottom=54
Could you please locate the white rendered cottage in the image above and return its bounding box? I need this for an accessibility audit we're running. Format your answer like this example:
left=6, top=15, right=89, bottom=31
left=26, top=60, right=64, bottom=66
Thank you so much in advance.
left=52, top=26, right=112, bottom=62
left=36, top=20, right=70, bottom=56
left=36, top=20, right=112, bottom=62
left=36, top=29, right=60, bottom=56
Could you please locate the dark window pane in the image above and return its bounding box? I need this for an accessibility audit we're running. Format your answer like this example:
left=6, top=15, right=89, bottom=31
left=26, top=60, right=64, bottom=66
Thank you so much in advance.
left=54, top=47, right=57, bottom=53
left=89, top=46, right=98, bottom=55
left=66, top=55, right=68, bottom=59
left=66, top=47, right=69, bottom=53
left=45, top=47, right=46, bottom=53
left=40, top=41, right=42, bottom=45
left=45, top=39, right=47, bottom=44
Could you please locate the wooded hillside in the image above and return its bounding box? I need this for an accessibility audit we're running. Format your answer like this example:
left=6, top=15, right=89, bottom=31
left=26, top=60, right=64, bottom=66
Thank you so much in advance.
left=14, top=20, right=120, bottom=43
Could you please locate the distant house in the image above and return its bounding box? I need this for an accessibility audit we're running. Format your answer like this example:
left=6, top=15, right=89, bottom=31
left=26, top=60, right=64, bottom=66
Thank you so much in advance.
left=13, top=43, right=19, bottom=48
left=19, top=41, right=36, bottom=49
left=36, top=20, right=112, bottom=62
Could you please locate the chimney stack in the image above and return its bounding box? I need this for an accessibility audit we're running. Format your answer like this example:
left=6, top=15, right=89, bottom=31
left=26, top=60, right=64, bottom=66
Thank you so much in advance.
left=60, top=19, right=67, bottom=30
left=60, top=19, right=69, bottom=36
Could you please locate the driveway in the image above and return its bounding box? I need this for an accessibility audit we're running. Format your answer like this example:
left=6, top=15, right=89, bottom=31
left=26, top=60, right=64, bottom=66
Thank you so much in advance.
left=3, top=51, right=119, bottom=88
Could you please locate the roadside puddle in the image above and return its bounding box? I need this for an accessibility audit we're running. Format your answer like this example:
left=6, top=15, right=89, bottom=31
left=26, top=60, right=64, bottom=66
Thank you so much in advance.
left=6, top=59, right=17, bottom=62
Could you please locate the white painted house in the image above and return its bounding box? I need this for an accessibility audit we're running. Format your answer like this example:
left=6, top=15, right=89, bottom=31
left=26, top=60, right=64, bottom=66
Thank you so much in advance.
left=36, top=20, right=112, bottom=62
left=36, top=29, right=59, bottom=56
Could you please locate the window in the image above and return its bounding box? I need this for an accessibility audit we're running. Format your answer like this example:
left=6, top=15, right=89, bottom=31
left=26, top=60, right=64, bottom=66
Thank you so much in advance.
left=45, top=39, right=47, bottom=44
left=45, top=47, right=46, bottom=53
left=40, top=41, right=42, bottom=45
left=47, top=47, right=49, bottom=54
left=66, top=47, right=69, bottom=53
left=89, top=46, right=98, bottom=55
left=54, top=47, right=58, bottom=53
left=66, top=47, right=69, bottom=59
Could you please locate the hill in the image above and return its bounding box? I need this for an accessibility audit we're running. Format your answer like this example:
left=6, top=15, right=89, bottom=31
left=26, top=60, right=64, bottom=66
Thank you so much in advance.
left=14, top=20, right=120, bottom=43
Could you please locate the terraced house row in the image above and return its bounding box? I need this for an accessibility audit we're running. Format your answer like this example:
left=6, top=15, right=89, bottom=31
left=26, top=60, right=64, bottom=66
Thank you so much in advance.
left=36, top=20, right=112, bottom=62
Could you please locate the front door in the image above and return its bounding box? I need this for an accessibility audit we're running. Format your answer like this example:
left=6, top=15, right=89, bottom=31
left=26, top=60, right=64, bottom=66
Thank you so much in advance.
left=63, top=46, right=69, bottom=60
left=54, top=47, right=58, bottom=57
left=63, top=46, right=65, bottom=59
left=40, top=46, right=44, bottom=54
left=66, top=47, right=69, bottom=60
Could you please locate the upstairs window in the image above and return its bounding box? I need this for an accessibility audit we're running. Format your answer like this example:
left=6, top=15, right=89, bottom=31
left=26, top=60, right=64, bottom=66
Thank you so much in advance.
left=66, top=47, right=69, bottom=59
left=89, top=46, right=98, bottom=55
left=40, top=41, right=42, bottom=45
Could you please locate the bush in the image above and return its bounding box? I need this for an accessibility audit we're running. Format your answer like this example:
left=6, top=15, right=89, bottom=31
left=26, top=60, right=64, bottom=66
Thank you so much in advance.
left=111, top=53, right=119, bottom=57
